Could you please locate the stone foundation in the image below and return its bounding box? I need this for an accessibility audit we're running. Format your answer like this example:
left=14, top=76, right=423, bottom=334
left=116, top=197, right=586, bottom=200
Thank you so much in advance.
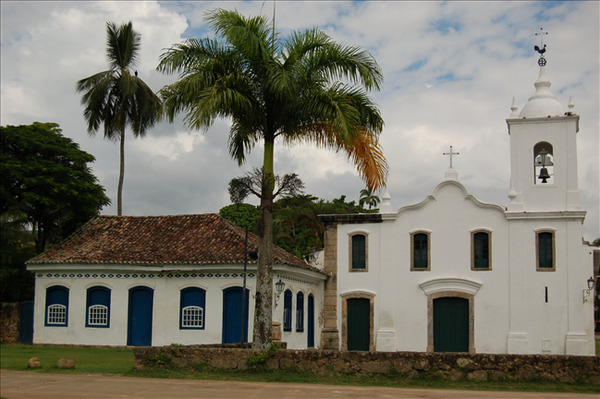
left=134, top=346, right=600, bottom=384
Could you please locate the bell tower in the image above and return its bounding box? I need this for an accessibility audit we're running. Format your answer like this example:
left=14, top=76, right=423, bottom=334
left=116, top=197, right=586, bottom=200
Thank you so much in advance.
left=506, top=31, right=581, bottom=213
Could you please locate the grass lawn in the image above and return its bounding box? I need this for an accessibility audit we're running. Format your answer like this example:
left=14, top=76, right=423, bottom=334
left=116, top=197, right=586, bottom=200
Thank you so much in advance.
left=0, top=344, right=134, bottom=374
left=1, top=344, right=598, bottom=394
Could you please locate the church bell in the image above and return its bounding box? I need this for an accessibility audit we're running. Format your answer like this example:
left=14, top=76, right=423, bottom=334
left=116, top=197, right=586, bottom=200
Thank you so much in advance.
left=538, top=167, right=550, bottom=183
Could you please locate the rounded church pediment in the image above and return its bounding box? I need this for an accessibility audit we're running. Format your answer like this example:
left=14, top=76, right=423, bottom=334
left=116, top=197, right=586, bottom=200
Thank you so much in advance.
left=419, top=278, right=482, bottom=296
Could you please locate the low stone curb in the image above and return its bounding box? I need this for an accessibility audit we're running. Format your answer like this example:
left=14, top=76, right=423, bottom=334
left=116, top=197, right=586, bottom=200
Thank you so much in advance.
left=134, top=346, right=600, bottom=384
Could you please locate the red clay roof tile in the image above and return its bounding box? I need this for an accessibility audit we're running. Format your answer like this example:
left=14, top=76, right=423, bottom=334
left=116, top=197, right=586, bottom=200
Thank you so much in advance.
left=27, top=214, right=321, bottom=273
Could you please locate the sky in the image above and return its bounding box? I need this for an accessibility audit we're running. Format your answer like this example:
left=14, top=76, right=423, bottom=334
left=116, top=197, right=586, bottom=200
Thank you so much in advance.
left=1, top=1, right=598, bottom=242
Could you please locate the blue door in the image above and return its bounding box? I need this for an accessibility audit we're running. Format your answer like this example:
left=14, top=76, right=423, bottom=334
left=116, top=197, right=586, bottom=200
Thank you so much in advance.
left=307, top=294, right=315, bottom=347
left=127, top=287, right=153, bottom=346
left=222, top=287, right=249, bottom=344
left=19, top=301, right=34, bottom=345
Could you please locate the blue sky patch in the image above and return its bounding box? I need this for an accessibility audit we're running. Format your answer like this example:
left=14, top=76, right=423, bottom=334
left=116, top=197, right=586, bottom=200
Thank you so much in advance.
left=430, top=18, right=462, bottom=34
left=404, top=59, right=427, bottom=72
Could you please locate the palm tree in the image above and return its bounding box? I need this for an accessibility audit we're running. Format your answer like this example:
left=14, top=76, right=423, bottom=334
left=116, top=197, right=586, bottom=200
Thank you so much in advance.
left=157, top=9, right=387, bottom=348
left=359, top=188, right=381, bottom=210
left=77, top=21, right=161, bottom=215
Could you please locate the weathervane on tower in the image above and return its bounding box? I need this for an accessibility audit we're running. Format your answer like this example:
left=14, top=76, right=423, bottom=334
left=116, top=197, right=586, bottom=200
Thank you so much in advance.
left=534, top=27, right=548, bottom=66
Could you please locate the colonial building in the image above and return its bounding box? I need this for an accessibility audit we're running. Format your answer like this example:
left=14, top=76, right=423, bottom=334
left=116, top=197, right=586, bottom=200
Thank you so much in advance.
left=318, top=53, right=595, bottom=355
left=26, top=214, right=326, bottom=348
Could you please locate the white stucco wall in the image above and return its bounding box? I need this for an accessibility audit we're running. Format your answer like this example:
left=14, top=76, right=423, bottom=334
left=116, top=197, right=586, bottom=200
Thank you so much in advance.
left=29, top=264, right=324, bottom=348
left=335, top=179, right=595, bottom=355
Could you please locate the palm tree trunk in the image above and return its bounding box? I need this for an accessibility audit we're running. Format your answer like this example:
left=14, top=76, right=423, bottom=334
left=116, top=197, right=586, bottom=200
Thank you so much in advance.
left=117, top=130, right=125, bottom=216
left=253, top=138, right=275, bottom=349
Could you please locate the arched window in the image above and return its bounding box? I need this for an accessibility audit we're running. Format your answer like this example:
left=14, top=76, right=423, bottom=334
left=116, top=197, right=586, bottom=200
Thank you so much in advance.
left=534, top=142, right=554, bottom=185
left=180, top=287, right=206, bottom=329
left=411, top=232, right=430, bottom=270
left=283, top=289, right=293, bottom=332
left=471, top=231, right=491, bottom=270
left=45, top=285, right=69, bottom=326
left=296, top=292, right=304, bottom=332
left=350, top=233, right=367, bottom=271
left=86, top=286, right=111, bottom=327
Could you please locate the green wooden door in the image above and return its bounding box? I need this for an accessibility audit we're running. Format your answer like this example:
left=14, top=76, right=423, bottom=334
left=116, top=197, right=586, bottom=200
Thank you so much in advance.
left=347, top=298, right=370, bottom=351
left=433, top=297, right=469, bottom=352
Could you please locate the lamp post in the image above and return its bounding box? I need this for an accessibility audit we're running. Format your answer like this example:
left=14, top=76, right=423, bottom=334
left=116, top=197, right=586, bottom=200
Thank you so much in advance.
left=240, top=227, right=248, bottom=347
left=583, top=276, right=596, bottom=303
left=275, top=278, right=285, bottom=307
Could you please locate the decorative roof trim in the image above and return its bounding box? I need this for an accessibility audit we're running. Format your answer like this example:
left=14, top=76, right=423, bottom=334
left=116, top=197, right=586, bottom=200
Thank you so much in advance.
left=419, top=278, right=482, bottom=296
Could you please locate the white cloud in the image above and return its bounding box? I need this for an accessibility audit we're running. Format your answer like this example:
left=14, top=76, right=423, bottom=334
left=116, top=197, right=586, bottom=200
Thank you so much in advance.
left=1, top=1, right=598, bottom=241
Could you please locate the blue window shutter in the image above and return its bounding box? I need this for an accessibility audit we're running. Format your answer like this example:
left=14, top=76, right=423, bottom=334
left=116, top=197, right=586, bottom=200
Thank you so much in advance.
left=180, top=287, right=206, bottom=329
left=283, top=289, right=292, bottom=331
left=296, top=292, right=304, bottom=332
left=86, top=286, right=111, bottom=328
left=45, top=286, right=69, bottom=326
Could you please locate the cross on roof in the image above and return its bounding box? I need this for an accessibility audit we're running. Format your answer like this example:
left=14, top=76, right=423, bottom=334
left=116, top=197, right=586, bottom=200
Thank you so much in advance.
left=443, top=146, right=459, bottom=168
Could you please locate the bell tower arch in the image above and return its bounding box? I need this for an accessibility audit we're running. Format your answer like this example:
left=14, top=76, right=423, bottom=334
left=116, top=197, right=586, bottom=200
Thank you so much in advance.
left=506, top=53, right=580, bottom=212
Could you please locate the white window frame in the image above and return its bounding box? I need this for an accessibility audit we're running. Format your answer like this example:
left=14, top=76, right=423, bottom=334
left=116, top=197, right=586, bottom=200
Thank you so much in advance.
left=181, top=305, right=204, bottom=328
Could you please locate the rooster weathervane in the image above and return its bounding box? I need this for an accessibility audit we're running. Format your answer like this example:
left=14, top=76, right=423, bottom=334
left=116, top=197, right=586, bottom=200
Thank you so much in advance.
left=534, top=28, right=548, bottom=66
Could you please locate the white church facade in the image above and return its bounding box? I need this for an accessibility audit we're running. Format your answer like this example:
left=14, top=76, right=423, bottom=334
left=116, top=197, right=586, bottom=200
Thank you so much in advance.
left=318, top=56, right=596, bottom=355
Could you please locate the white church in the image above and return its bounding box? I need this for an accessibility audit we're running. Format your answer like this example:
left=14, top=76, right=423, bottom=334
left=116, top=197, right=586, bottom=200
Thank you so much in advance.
left=318, top=52, right=596, bottom=355
left=27, top=49, right=595, bottom=355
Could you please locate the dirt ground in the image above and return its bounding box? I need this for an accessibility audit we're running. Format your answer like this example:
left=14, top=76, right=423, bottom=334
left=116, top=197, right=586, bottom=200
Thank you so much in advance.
left=1, top=370, right=598, bottom=399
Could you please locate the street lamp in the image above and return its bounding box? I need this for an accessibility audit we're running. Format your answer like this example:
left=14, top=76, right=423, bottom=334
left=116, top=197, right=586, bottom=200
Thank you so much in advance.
left=582, top=276, right=596, bottom=303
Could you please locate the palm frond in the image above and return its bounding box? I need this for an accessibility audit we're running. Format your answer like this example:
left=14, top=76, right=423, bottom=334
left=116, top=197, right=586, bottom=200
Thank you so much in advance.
left=106, top=21, right=140, bottom=70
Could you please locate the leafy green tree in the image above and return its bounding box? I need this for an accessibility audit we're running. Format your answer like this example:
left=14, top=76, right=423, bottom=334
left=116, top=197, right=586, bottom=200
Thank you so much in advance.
left=77, top=21, right=162, bottom=216
left=359, top=188, right=381, bottom=210
left=0, top=212, right=36, bottom=301
left=157, top=9, right=387, bottom=348
left=219, top=203, right=260, bottom=233
left=1, top=122, right=110, bottom=253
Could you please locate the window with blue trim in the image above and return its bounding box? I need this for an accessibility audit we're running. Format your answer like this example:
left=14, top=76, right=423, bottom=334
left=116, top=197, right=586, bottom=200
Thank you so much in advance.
left=180, top=287, right=206, bottom=329
left=45, top=285, right=69, bottom=326
left=86, top=286, right=111, bottom=327
left=296, top=292, right=304, bottom=332
left=283, top=289, right=292, bottom=332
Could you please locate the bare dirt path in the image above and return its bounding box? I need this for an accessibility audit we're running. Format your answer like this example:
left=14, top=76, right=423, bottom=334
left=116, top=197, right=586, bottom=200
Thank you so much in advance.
left=1, top=370, right=597, bottom=399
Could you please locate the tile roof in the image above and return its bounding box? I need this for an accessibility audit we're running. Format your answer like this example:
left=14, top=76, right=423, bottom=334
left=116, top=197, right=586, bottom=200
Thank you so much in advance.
left=26, top=214, right=321, bottom=273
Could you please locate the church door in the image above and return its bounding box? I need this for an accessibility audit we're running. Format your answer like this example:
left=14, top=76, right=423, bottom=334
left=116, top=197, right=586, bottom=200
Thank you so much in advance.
left=222, top=287, right=249, bottom=344
left=127, top=287, right=154, bottom=346
left=347, top=298, right=370, bottom=351
left=433, top=297, right=468, bottom=352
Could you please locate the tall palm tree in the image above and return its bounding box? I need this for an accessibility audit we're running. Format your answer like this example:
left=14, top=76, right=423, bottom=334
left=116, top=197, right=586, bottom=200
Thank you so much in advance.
left=359, top=188, right=381, bottom=210
left=157, top=9, right=387, bottom=348
left=77, top=21, right=161, bottom=215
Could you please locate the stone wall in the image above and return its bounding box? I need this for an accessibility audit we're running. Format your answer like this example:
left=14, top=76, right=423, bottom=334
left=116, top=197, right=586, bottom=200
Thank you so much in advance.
left=0, top=303, right=20, bottom=343
left=134, top=346, right=600, bottom=384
